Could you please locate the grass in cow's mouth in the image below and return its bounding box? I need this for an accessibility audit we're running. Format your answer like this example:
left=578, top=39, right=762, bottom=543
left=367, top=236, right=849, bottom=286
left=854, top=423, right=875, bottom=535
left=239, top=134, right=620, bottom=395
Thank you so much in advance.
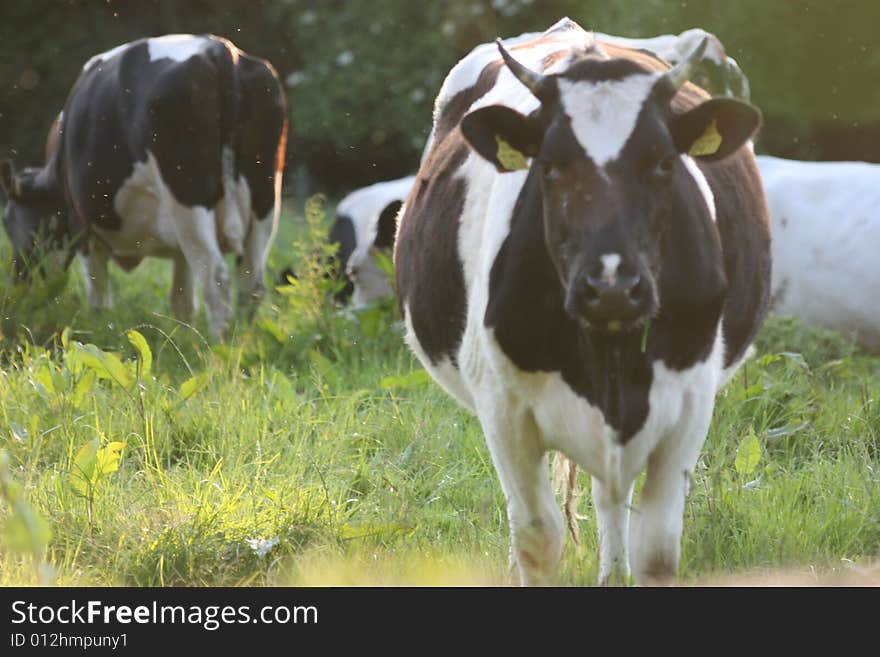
left=0, top=201, right=878, bottom=586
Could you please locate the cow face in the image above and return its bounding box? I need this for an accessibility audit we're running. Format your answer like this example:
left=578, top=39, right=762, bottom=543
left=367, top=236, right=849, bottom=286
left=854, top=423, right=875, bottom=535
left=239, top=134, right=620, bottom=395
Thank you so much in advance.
left=0, top=160, right=69, bottom=278
left=461, top=40, right=760, bottom=334
left=326, top=198, right=401, bottom=306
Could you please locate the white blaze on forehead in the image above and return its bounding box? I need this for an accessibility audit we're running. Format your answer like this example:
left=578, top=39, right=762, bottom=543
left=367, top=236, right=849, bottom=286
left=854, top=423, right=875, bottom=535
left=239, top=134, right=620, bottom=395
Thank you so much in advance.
left=558, top=73, right=660, bottom=167
left=148, top=35, right=209, bottom=63
left=600, top=253, right=621, bottom=284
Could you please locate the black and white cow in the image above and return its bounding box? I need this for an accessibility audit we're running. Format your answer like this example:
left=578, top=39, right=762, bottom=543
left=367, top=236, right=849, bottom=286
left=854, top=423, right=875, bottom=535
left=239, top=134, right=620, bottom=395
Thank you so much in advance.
left=326, top=174, right=414, bottom=305
left=323, top=26, right=750, bottom=309
left=0, top=34, right=287, bottom=339
left=395, top=19, right=771, bottom=585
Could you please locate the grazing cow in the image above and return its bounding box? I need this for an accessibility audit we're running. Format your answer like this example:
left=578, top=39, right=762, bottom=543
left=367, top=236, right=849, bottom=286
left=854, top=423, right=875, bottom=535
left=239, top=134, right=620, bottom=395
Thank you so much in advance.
left=0, top=34, right=287, bottom=339
left=321, top=26, right=750, bottom=308
left=395, top=18, right=770, bottom=585
left=327, top=174, right=414, bottom=305
left=757, top=155, right=880, bottom=350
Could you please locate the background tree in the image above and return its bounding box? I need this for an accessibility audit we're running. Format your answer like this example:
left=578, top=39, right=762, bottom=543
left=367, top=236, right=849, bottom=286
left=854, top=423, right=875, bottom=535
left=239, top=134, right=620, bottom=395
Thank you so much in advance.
left=1, top=0, right=878, bottom=197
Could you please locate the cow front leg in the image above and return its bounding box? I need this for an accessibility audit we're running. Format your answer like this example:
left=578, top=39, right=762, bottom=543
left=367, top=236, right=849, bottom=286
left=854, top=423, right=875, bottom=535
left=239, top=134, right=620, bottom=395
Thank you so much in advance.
left=629, top=395, right=714, bottom=586
left=482, top=408, right=565, bottom=586
left=80, top=242, right=112, bottom=308
left=170, top=254, right=198, bottom=321
left=593, top=476, right=634, bottom=586
left=237, top=209, right=278, bottom=320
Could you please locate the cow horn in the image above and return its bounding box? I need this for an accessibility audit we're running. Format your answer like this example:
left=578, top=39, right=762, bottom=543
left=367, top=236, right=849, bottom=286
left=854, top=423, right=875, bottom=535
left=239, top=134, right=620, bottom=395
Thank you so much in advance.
left=496, top=39, right=549, bottom=99
left=664, top=36, right=709, bottom=90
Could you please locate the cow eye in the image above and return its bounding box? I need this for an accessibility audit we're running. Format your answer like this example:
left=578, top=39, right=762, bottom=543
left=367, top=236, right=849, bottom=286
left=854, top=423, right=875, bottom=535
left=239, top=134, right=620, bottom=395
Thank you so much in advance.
left=542, top=162, right=561, bottom=183
left=654, top=156, right=676, bottom=179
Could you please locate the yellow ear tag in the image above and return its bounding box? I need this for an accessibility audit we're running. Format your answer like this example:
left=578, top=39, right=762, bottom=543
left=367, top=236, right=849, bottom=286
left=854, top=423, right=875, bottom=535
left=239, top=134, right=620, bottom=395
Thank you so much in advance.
left=12, top=177, right=22, bottom=198
left=495, top=135, right=529, bottom=171
left=689, top=118, right=722, bottom=157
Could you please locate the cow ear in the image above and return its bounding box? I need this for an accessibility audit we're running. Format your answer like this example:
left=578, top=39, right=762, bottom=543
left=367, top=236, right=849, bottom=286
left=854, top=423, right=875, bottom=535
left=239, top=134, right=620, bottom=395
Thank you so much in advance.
left=0, top=159, right=20, bottom=199
left=669, top=98, right=761, bottom=161
left=460, top=105, right=542, bottom=173
left=375, top=200, right=402, bottom=250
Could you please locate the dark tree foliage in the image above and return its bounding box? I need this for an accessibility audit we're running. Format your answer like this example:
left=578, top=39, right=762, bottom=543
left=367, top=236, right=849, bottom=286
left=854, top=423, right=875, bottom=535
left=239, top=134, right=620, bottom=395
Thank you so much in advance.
left=1, top=0, right=878, bottom=195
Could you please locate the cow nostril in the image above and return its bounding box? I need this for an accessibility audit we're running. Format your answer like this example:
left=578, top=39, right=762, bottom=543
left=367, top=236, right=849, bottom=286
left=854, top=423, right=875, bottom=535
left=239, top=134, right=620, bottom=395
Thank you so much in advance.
left=626, top=277, right=644, bottom=303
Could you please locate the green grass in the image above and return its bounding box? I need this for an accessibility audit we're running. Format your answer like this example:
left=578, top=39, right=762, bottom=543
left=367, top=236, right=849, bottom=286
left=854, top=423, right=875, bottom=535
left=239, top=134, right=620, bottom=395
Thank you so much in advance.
left=1, top=198, right=878, bottom=586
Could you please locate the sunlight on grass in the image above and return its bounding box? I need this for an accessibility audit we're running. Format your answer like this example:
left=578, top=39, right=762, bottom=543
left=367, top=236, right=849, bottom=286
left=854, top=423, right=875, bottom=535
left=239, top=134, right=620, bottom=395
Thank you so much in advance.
left=1, top=199, right=879, bottom=586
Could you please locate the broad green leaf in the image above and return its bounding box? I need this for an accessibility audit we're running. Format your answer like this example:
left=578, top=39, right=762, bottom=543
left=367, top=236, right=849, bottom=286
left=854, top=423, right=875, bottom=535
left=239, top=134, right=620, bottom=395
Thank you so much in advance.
left=69, top=342, right=132, bottom=388
left=757, top=354, right=781, bottom=367
left=96, top=442, right=125, bottom=477
left=126, top=329, right=152, bottom=378
left=61, top=326, right=72, bottom=350
left=735, top=429, right=762, bottom=477
left=374, top=251, right=395, bottom=279
left=32, top=361, right=56, bottom=396
left=180, top=372, right=210, bottom=400
left=744, top=383, right=765, bottom=399
left=70, top=437, right=99, bottom=498
left=380, top=369, right=432, bottom=390
left=260, top=318, right=287, bottom=344
left=72, top=370, right=97, bottom=409
left=49, top=363, right=67, bottom=396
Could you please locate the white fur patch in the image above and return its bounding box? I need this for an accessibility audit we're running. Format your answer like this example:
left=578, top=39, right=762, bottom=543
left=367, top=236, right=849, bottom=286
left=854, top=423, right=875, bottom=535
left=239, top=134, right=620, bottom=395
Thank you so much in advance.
left=339, top=175, right=414, bottom=275
left=148, top=35, right=209, bottom=63
left=106, top=152, right=180, bottom=257
left=83, top=43, right=130, bottom=70
left=758, top=154, right=880, bottom=350
left=558, top=74, right=660, bottom=168
left=600, top=253, right=621, bottom=284
left=681, top=155, right=716, bottom=222
left=434, top=18, right=593, bottom=124
left=402, top=304, right=474, bottom=409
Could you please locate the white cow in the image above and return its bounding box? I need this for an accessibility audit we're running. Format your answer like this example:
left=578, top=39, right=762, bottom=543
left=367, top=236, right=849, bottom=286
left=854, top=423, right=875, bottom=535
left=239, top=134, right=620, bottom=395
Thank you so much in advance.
left=757, top=155, right=880, bottom=350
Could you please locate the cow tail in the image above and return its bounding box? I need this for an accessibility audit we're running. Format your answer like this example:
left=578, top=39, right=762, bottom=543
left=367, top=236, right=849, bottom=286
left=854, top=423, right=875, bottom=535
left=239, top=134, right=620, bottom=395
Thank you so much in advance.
left=550, top=454, right=582, bottom=553
left=216, top=38, right=245, bottom=254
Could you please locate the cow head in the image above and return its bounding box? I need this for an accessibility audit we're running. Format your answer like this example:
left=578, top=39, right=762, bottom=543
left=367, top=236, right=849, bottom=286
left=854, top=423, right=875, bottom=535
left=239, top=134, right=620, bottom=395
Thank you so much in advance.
left=0, top=159, right=69, bottom=278
left=327, top=198, right=401, bottom=305
left=461, top=39, right=760, bottom=334
left=668, top=30, right=751, bottom=102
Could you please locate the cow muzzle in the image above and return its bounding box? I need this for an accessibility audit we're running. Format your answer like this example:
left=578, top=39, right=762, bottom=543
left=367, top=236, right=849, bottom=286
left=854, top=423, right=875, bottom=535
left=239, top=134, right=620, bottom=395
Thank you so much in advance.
left=565, top=265, right=654, bottom=333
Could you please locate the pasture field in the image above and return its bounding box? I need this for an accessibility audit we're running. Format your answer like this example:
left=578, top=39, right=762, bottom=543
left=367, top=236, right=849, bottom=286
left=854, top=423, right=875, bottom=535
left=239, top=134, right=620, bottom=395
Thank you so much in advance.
left=1, top=196, right=878, bottom=586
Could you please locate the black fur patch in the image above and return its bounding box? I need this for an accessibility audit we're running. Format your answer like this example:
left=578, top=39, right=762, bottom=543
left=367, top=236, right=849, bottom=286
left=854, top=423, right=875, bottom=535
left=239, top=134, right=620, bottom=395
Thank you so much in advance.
left=328, top=214, right=356, bottom=302
left=375, top=200, right=402, bottom=250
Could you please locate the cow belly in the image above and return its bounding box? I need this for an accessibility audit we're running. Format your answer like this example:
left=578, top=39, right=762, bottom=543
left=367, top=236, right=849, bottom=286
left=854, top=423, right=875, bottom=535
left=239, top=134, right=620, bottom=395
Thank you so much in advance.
left=403, top=304, right=474, bottom=409
left=104, top=152, right=183, bottom=258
